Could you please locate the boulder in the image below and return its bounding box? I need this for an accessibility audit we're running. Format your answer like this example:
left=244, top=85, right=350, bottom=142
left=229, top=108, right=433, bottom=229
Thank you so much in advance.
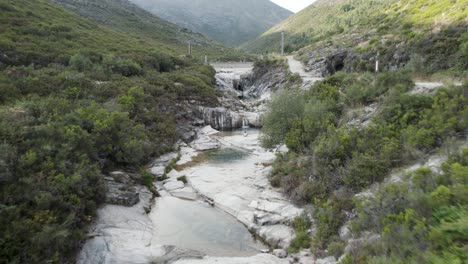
left=315, top=256, right=337, bottom=264
left=272, top=249, right=287, bottom=258
left=163, top=180, right=185, bottom=191
left=104, top=172, right=141, bottom=207
left=150, top=166, right=166, bottom=177
left=105, top=184, right=140, bottom=206
left=257, top=225, right=295, bottom=249
left=171, top=189, right=198, bottom=201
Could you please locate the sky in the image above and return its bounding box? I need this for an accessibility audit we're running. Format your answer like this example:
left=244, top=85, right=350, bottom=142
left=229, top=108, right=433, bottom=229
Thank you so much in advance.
left=270, top=0, right=317, bottom=13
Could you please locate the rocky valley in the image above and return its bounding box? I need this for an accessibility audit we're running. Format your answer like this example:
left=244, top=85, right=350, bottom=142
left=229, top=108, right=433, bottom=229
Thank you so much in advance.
left=0, top=0, right=466, bottom=264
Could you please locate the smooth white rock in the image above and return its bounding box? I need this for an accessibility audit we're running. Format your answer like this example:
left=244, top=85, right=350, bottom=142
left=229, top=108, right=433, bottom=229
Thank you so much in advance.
left=316, top=256, right=337, bottom=264
left=272, top=249, right=287, bottom=258
left=258, top=225, right=295, bottom=249
left=167, top=169, right=182, bottom=179
left=150, top=166, right=165, bottom=176
left=171, top=187, right=198, bottom=200
left=177, top=146, right=198, bottom=166
left=163, top=181, right=185, bottom=191
left=200, top=125, right=220, bottom=136
left=191, top=135, right=221, bottom=151
left=172, top=254, right=289, bottom=264
left=77, top=188, right=168, bottom=264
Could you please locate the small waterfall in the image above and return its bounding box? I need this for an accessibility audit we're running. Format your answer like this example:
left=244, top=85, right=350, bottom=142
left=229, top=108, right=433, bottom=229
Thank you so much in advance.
left=242, top=117, right=249, bottom=129
left=220, top=114, right=225, bottom=131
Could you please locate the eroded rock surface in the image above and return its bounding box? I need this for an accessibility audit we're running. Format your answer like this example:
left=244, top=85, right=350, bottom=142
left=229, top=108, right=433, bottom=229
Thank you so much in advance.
left=173, top=254, right=289, bottom=264
left=177, top=128, right=303, bottom=250
left=105, top=171, right=142, bottom=206
left=77, top=186, right=162, bottom=264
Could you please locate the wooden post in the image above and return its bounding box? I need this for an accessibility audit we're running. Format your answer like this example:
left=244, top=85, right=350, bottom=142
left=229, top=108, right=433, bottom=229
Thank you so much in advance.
left=281, top=31, right=285, bottom=55
left=188, top=40, right=192, bottom=57
left=375, top=51, right=380, bottom=73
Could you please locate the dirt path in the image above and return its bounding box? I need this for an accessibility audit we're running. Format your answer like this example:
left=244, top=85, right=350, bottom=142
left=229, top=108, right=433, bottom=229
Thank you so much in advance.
left=286, top=55, right=323, bottom=88
left=286, top=55, right=464, bottom=91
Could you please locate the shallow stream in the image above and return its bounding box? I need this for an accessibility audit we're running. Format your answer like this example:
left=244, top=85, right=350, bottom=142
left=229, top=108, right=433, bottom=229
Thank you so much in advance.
left=150, top=129, right=267, bottom=257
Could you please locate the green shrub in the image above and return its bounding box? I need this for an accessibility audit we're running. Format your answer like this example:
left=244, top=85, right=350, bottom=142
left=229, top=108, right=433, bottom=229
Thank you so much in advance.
left=293, top=213, right=312, bottom=231
left=177, top=175, right=188, bottom=184
left=70, top=53, right=94, bottom=72
left=260, top=89, right=305, bottom=148
left=347, top=151, right=468, bottom=263
left=314, top=201, right=346, bottom=249
left=141, top=170, right=154, bottom=189
left=289, top=231, right=311, bottom=253
left=327, top=239, right=346, bottom=259
left=147, top=50, right=175, bottom=72
left=104, top=56, right=143, bottom=77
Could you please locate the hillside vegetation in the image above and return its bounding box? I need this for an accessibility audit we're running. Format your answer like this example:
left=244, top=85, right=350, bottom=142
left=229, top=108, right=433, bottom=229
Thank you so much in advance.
left=50, top=0, right=247, bottom=61
left=243, top=0, right=468, bottom=77
left=0, top=0, right=225, bottom=262
left=260, top=68, right=468, bottom=261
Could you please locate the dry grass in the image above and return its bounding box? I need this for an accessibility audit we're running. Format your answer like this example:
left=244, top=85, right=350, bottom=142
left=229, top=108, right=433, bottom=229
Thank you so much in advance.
left=174, top=152, right=210, bottom=171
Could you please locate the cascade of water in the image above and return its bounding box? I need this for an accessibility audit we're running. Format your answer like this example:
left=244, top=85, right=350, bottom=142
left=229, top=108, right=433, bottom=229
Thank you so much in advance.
left=220, top=114, right=224, bottom=131
left=242, top=117, right=249, bottom=129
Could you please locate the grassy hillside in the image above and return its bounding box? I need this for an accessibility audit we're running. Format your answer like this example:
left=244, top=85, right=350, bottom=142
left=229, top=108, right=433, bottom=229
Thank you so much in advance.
left=0, top=0, right=225, bottom=262
left=50, top=0, right=248, bottom=61
left=243, top=0, right=468, bottom=76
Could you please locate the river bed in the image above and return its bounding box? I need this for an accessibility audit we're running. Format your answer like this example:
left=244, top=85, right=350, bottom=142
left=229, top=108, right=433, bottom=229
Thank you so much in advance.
left=78, top=65, right=300, bottom=264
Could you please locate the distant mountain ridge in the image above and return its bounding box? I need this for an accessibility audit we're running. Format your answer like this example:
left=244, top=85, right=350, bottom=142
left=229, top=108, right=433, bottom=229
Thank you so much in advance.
left=129, top=0, right=293, bottom=46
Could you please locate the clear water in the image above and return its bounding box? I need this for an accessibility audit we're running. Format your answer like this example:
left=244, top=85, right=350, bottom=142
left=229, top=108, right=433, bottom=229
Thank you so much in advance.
left=150, top=196, right=266, bottom=257
left=206, top=148, right=250, bottom=163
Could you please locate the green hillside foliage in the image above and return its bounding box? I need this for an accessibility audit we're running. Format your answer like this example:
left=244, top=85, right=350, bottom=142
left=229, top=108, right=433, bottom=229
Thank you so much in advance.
left=261, top=72, right=468, bottom=257
left=50, top=0, right=248, bottom=61
left=345, top=151, right=468, bottom=263
left=243, top=0, right=468, bottom=75
left=0, top=0, right=222, bottom=262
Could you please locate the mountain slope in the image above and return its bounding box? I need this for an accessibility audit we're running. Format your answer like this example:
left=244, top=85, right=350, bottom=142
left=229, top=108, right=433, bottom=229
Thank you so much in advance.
left=129, top=0, right=293, bottom=46
left=49, top=0, right=247, bottom=61
left=0, top=0, right=223, bottom=262
left=243, top=0, right=468, bottom=76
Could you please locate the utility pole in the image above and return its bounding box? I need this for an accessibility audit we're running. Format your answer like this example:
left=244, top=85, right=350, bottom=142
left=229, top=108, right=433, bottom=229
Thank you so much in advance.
left=188, top=40, right=192, bottom=57
left=375, top=51, right=380, bottom=73
left=281, top=31, right=285, bottom=56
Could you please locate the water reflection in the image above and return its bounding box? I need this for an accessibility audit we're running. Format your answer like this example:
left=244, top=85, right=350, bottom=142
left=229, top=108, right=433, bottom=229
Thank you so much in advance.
left=150, top=196, right=265, bottom=257
left=207, top=148, right=250, bottom=163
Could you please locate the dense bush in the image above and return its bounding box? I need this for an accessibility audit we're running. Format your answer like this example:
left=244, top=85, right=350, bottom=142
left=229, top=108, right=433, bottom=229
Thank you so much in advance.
left=103, top=56, right=143, bottom=77
left=288, top=214, right=312, bottom=253
left=147, top=50, right=175, bottom=72
left=345, top=150, right=468, bottom=263
left=260, top=89, right=306, bottom=148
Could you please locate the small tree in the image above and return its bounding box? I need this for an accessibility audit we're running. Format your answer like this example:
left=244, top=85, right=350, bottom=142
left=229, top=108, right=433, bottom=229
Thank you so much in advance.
left=69, top=53, right=93, bottom=72
left=260, top=89, right=305, bottom=148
